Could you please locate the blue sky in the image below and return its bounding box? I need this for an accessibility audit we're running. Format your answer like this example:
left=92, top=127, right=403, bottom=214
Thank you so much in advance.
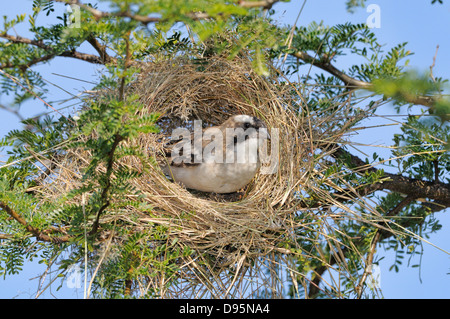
left=0, top=0, right=449, bottom=298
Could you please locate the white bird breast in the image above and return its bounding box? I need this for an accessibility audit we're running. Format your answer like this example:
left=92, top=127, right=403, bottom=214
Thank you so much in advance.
left=201, top=127, right=262, bottom=164
left=166, top=126, right=269, bottom=193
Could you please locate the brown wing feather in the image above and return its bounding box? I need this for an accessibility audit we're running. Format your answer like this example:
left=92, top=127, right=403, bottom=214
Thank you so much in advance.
left=163, top=129, right=216, bottom=167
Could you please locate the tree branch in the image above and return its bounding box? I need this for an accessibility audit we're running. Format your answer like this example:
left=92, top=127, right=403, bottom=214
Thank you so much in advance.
left=239, top=0, right=281, bottom=9
left=307, top=147, right=450, bottom=298
left=0, top=103, right=24, bottom=121
left=0, top=33, right=51, bottom=50
left=89, top=132, right=124, bottom=236
left=292, top=51, right=438, bottom=108
left=331, top=147, right=450, bottom=207
left=292, top=51, right=371, bottom=88
left=355, top=195, right=415, bottom=298
left=307, top=194, right=423, bottom=298
left=0, top=201, right=71, bottom=243
left=0, top=53, right=55, bottom=70
left=303, top=147, right=450, bottom=210
left=0, top=33, right=108, bottom=69
left=59, top=50, right=105, bottom=64
left=0, top=51, right=105, bottom=70
left=0, top=233, right=14, bottom=240
left=86, top=35, right=116, bottom=64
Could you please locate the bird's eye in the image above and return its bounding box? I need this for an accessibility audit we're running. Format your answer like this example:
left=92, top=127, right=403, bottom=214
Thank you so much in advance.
left=243, top=122, right=251, bottom=129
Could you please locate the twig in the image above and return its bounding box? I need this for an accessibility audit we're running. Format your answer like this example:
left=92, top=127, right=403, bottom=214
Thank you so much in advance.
left=433, top=159, right=439, bottom=183
left=24, top=147, right=58, bottom=193
left=291, top=51, right=441, bottom=108
left=34, top=255, right=63, bottom=298
left=88, top=32, right=129, bottom=235
left=331, top=147, right=450, bottom=207
left=0, top=201, right=71, bottom=243
left=0, top=69, right=76, bottom=123
left=82, top=193, right=88, bottom=299
left=86, top=224, right=115, bottom=299
left=429, top=44, right=439, bottom=83
left=292, top=51, right=372, bottom=89
left=307, top=146, right=450, bottom=297
left=86, top=35, right=116, bottom=64
left=0, top=33, right=107, bottom=69
left=0, top=103, right=24, bottom=121
left=355, top=195, right=415, bottom=298
left=90, top=33, right=131, bottom=235
left=239, top=0, right=281, bottom=9
left=88, top=134, right=123, bottom=235
left=281, top=0, right=307, bottom=64
left=0, top=33, right=51, bottom=50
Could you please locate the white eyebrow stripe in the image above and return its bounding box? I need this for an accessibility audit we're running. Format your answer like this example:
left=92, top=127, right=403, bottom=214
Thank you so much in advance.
left=233, top=115, right=252, bottom=123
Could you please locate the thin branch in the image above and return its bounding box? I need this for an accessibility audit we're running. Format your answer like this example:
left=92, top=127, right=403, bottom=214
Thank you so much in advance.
left=88, top=131, right=124, bottom=236
left=0, top=103, right=24, bottom=121
left=303, top=146, right=450, bottom=210
left=24, top=147, right=59, bottom=194
left=0, top=52, right=56, bottom=70
left=355, top=195, right=415, bottom=298
left=1, top=50, right=106, bottom=69
left=0, top=201, right=71, bottom=243
left=0, top=51, right=104, bottom=70
left=88, top=32, right=130, bottom=235
left=86, top=35, right=116, bottom=64
left=307, top=195, right=418, bottom=298
left=58, top=50, right=105, bottom=64
left=0, top=31, right=111, bottom=70
left=0, top=33, right=51, bottom=50
left=292, top=51, right=372, bottom=89
left=307, top=147, right=450, bottom=298
left=239, top=0, right=281, bottom=9
left=331, top=147, right=450, bottom=207
left=433, top=159, right=439, bottom=183
left=292, top=51, right=440, bottom=108
left=429, top=44, right=439, bottom=83
left=0, top=69, right=76, bottom=123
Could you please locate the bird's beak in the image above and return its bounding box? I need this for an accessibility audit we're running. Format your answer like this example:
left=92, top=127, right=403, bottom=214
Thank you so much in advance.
left=253, top=117, right=265, bottom=129
left=253, top=117, right=270, bottom=140
left=259, top=127, right=270, bottom=140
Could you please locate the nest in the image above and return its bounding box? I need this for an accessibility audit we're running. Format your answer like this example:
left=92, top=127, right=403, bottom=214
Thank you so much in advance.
left=39, top=54, right=366, bottom=298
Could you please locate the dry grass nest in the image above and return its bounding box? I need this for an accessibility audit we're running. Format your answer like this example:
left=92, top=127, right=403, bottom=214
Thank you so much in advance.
left=40, top=54, right=369, bottom=297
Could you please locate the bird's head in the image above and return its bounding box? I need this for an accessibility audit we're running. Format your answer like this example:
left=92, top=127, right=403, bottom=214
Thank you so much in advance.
left=221, top=114, right=270, bottom=142
left=226, top=114, right=266, bottom=130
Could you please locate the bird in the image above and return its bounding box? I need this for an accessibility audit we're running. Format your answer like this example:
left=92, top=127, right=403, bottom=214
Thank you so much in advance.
left=161, top=114, right=269, bottom=193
